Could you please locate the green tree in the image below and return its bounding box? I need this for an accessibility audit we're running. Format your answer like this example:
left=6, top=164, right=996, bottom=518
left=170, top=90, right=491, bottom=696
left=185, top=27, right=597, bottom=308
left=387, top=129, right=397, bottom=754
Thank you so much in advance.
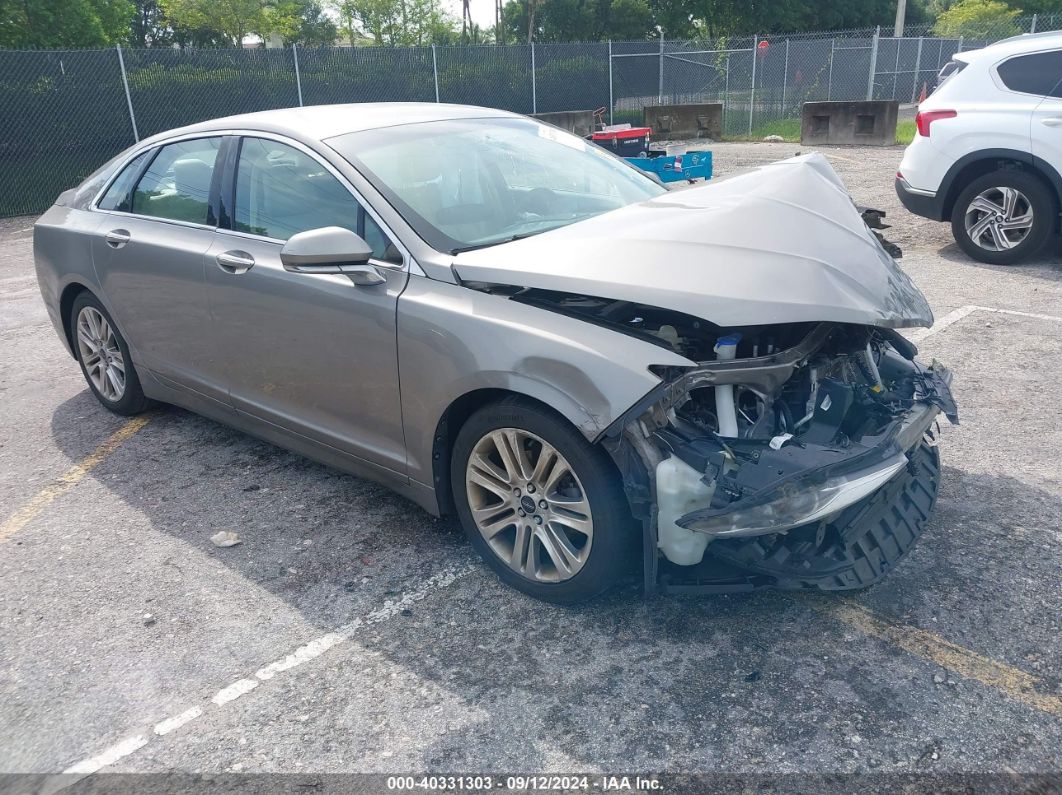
left=0, top=0, right=134, bottom=47
left=160, top=0, right=270, bottom=44
left=268, top=0, right=338, bottom=44
left=130, top=0, right=173, bottom=45
left=605, top=0, right=652, bottom=39
left=336, top=0, right=457, bottom=45
left=932, top=0, right=1020, bottom=38
left=500, top=0, right=654, bottom=42
left=1012, top=0, right=1062, bottom=13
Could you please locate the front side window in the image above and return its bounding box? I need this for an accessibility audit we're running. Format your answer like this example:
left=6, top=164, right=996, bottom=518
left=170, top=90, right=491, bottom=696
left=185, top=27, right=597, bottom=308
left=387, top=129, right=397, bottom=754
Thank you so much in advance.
left=327, top=117, right=665, bottom=254
left=363, top=213, right=402, bottom=264
left=234, top=137, right=402, bottom=264
left=235, top=138, right=359, bottom=241
left=98, top=150, right=151, bottom=212
left=132, top=138, right=221, bottom=225
left=997, top=50, right=1062, bottom=97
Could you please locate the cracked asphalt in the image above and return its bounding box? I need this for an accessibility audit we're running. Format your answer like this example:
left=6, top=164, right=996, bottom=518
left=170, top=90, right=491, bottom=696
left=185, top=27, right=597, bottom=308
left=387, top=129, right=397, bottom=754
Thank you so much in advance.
left=0, top=142, right=1060, bottom=789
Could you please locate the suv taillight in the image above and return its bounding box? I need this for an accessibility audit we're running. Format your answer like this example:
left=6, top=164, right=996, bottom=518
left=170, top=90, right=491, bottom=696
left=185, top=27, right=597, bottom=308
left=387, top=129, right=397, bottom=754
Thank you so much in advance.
left=916, top=109, right=957, bottom=137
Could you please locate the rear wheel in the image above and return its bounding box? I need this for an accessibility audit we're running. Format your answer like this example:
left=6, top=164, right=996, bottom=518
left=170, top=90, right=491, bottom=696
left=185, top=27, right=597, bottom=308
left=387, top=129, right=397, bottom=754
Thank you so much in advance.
left=70, top=292, right=148, bottom=416
left=951, top=170, right=1054, bottom=264
left=451, top=398, right=636, bottom=603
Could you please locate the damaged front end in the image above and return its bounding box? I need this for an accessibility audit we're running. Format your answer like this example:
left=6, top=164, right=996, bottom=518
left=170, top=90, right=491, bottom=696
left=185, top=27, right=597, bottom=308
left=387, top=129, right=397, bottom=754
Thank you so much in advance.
left=599, top=319, right=958, bottom=595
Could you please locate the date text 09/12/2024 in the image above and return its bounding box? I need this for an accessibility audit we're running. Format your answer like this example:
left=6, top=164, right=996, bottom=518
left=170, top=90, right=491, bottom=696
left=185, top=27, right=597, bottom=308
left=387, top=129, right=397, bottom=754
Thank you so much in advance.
left=385, top=775, right=664, bottom=791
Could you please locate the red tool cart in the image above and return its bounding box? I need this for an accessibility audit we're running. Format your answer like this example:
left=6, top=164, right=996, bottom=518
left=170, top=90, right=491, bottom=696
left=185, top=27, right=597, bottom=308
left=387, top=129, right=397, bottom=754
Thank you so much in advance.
left=588, top=125, right=652, bottom=157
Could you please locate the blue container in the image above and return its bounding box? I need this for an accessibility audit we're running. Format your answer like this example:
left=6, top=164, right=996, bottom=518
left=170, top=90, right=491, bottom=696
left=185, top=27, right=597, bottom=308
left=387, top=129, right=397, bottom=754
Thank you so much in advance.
left=625, top=150, right=712, bottom=183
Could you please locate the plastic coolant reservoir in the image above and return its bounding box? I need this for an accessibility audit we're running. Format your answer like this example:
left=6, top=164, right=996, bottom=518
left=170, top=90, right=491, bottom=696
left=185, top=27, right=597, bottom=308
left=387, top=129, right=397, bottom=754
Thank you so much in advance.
left=655, top=455, right=717, bottom=566
left=713, top=334, right=741, bottom=438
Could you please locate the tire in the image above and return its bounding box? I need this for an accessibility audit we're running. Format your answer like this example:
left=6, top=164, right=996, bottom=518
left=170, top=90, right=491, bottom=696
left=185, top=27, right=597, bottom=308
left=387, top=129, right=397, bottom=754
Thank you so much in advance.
left=450, top=397, right=637, bottom=604
left=70, top=292, right=149, bottom=416
left=707, top=441, right=941, bottom=591
left=950, top=169, right=1055, bottom=265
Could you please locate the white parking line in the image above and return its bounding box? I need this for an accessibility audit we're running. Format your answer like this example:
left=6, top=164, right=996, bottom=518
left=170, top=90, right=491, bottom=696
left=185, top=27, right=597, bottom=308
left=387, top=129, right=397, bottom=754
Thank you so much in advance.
left=210, top=678, right=258, bottom=706
left=153, top=707, right=203, bottom=736
left=49, top=563, right=474, bottom=789
left=60, top=735, right=148, bottom=776
left=908, top=304, right=1062, bottom=343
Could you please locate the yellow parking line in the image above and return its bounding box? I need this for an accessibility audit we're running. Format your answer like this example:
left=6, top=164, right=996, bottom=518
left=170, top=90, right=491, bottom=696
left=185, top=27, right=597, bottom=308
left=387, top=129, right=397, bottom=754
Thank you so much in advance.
left=817, top=600, right=1062, bottom=719
left=0, top=416, right=151, bottom=544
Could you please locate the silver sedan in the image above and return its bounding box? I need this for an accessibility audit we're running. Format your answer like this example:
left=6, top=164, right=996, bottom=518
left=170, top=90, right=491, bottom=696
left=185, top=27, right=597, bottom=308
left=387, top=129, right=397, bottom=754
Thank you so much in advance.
left=34, top=103, right=956, bottom=602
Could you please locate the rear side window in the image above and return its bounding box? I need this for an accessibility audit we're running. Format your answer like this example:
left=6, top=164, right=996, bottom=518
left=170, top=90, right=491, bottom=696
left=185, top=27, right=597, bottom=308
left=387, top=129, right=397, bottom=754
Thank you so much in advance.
left=132, top=138, right=222, bottom=225
left=933, top=59, right=966, bottom=93
left=98, top=151, right=150, bottom=212
left=997, top=50, right=1062, bottom=97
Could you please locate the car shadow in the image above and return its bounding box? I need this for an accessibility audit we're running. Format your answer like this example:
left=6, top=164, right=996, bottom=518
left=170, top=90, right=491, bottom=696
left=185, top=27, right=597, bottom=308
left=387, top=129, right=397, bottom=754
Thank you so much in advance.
left=47, top=389, right=1062, bottom=629
left=44, top=389, right=1062, bottom=769
left=935, top=240, right=1062, bottom=283
left=48, top=391, right=470, bottom=631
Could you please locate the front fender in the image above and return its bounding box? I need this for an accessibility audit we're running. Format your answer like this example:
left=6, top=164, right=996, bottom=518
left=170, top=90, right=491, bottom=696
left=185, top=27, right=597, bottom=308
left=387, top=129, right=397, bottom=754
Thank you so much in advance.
left=397, top=276, right=692, bottom=486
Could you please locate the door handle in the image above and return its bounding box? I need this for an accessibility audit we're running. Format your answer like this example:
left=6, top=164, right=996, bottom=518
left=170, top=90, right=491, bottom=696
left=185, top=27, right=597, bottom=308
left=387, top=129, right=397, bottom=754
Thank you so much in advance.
left=105, top=229, right=130, bottom=249
left=216, top=250, right=255, bottom=274
left=1041, top=117, right=1062, bottom=127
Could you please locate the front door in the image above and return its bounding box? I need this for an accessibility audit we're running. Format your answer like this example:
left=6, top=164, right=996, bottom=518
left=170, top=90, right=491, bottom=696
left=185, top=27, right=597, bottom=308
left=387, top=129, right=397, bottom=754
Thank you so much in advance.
left=206, top=135, right=408, bottom=474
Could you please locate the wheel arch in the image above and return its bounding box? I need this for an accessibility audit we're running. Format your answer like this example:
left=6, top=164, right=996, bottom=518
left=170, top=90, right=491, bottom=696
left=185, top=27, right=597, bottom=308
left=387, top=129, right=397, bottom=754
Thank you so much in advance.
left=58, top=281, right=92, bottom=358
left=430, top=387, right=632, bottom=518
left=940, top=149, right=1062, bottom=226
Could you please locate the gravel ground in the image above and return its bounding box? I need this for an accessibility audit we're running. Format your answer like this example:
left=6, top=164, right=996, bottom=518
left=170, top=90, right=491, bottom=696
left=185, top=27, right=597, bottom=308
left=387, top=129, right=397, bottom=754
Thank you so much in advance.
left=0, top=142, right=1060, bottom=791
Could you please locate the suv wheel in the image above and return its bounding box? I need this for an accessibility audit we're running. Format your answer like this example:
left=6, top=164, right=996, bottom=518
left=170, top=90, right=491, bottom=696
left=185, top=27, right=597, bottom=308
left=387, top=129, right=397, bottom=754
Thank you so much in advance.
left=951, top=170, right=1055, bottom=264
left=450, top=398, right=636, bottom=604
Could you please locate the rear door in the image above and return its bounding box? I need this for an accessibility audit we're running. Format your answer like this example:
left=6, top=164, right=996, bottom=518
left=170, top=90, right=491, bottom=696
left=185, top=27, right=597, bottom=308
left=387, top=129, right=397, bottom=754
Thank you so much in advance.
left=91, top=135, right=228, bottom=401
left=205, top=134, right=409, bottom=474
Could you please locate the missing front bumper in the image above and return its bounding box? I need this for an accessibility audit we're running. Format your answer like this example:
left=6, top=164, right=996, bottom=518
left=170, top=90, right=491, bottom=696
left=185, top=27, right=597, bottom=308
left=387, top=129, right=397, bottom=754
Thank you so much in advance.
left=675, top=367, right=952, bottom=541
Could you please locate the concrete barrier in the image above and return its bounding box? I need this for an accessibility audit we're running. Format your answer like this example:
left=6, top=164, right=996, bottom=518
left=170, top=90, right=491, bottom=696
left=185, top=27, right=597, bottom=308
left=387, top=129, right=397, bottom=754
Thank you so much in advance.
left=800, top=101, right=899, bottom=146
left=643, top=103, right=723, bottom=141
left=532, top=110, right=596, bottom=137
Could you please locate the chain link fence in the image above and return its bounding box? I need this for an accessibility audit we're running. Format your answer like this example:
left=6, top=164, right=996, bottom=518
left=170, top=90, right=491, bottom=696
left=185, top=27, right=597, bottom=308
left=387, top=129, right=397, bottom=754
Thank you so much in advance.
left=3, top=13, right=1061, bottom=217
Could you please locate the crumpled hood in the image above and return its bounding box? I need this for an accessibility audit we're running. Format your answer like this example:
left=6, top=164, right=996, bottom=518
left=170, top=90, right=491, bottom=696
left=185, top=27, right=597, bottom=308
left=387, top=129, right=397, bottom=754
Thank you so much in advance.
left=452, top=153, right=933, bottom=329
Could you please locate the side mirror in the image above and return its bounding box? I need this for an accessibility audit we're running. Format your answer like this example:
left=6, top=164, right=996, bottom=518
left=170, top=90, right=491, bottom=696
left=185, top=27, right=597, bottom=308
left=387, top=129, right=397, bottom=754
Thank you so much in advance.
left=280, top=227, right=384, bottom=285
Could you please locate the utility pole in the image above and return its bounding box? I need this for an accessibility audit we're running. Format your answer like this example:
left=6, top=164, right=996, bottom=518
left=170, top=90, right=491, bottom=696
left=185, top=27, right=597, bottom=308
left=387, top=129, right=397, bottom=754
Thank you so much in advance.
left=894, top=0, right=907, bottom=38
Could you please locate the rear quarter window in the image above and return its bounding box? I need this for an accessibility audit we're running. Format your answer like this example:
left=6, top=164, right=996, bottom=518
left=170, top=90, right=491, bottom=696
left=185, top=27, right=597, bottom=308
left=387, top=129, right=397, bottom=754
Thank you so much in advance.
left=97, top=151, right=151, bottom=212
left=997, top=50, right=1062, bottom=97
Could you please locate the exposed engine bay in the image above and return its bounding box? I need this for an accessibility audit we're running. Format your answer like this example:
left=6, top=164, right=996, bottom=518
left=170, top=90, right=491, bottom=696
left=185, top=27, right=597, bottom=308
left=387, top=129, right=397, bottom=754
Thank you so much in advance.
left=485, top=286, right=959, bottom=593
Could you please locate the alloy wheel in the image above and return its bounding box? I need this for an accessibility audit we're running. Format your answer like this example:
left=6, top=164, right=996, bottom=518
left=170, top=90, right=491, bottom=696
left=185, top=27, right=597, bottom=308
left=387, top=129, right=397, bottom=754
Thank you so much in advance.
left=76, top=307, right=125, bottom=402
left=964, top=186, right=1034, bottom=252
left=465, top=428, right=593, bottom=583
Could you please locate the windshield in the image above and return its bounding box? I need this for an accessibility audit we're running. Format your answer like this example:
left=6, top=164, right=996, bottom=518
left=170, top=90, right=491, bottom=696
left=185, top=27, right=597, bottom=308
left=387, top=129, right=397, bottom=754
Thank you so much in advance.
left=327, top=117, right=666, bottom=253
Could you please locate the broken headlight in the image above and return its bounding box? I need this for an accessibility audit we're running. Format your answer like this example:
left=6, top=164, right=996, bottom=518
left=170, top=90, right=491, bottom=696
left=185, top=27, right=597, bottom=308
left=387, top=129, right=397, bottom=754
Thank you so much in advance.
left=678, top=452, right=908, bottom=538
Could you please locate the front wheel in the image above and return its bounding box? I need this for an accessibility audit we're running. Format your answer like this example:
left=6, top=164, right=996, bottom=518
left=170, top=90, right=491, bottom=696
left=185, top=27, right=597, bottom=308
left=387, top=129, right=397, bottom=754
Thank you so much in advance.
left=950, top=170, right=1055, bottom=265
left=451, top=398, right=636, bottom=604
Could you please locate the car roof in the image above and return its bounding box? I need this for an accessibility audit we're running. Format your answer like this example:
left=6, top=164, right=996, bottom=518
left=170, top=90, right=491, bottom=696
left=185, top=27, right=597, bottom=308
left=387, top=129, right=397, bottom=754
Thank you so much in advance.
left=956, top=30, right=1062, bottom=63
left=138, top=102, right=521, bottom=147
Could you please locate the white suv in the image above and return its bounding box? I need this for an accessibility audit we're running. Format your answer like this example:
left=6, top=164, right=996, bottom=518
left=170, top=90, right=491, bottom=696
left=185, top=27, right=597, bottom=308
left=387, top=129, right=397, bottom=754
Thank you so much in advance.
left=896, top=32, right=1062, bottom=264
